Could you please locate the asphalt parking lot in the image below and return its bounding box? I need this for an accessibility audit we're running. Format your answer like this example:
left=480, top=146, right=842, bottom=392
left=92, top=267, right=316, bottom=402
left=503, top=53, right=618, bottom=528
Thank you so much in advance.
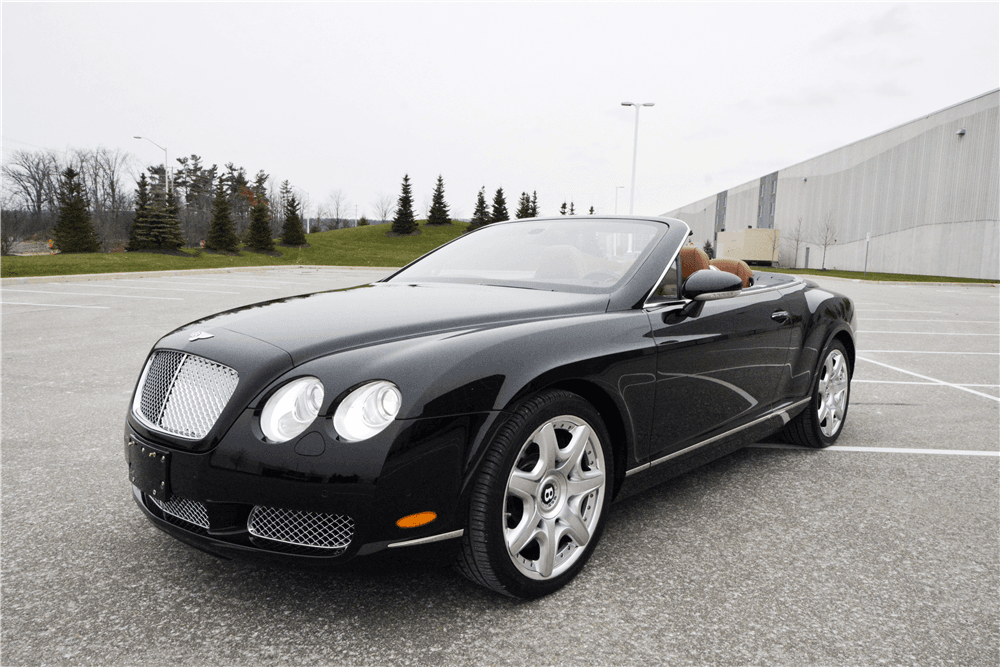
left=2, top=267, right=997, bottom=666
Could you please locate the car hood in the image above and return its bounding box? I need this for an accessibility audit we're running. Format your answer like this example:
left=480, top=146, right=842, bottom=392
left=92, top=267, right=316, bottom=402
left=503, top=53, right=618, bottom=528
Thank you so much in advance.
left=172, top=282, right=610, bottom=365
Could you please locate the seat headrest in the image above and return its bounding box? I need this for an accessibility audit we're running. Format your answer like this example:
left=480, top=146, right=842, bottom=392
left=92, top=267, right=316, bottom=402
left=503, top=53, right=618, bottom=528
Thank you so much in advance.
left=679, top=246, right=711, bottom=278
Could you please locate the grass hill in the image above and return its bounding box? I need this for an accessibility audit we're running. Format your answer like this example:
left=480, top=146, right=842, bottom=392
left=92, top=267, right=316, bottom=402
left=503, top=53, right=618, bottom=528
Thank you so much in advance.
left=1, top=221, right=469, bottom=279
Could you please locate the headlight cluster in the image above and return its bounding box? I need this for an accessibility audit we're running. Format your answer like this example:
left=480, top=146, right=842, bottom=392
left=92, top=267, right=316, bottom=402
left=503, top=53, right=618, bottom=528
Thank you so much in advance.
left=333, top=381, right=402, bottom=442
left=260, top=377, right=325, bottom=443
left=259, top=377, right=401, bottom=444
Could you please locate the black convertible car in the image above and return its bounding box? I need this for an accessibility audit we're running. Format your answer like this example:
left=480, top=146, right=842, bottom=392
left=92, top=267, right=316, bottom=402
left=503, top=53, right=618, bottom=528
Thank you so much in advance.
left=126, top=215, right=855, bottom=598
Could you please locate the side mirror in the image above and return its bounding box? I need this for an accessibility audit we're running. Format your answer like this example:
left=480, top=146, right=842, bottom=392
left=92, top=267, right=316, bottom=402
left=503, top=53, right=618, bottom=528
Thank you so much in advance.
left=682, top=269, right=743, bottom=301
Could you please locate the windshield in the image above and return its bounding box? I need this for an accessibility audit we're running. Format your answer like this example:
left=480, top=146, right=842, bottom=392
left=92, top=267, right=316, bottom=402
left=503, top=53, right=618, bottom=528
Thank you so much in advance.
left=386, top=218, right=666, bottom=293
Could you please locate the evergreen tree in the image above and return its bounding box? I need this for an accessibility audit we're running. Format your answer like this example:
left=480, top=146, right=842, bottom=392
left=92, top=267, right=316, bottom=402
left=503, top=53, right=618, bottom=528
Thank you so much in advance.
left=530, top=191, right=539, bottom=217
left=559, top=202, right=568, bottom=215
left=391, top=174, right=418, bottom=235
left=357, top=215, right=370, bottom=226
left=280, top=194, right=307, bottom=245
left=569, top=202, right=576, bottom=215
left=141, top=186, right=185, bottom=251
left=469, top=187, right=490, bottom=230
left=127, top=173, right=152, bottom=251
left=161, top=187, right=185, bottom=249
left=589, top=206, right=595, bottom=215
left=515, top=192, right=532, bottom=219
left=703, top=239, right=715, bottom=259
left=491, top=187, right=509, bottom=223
left=245, top=189, right=275, bottom=253
left=205, top=177, right=240, bottom=252
left=53, top=167, right=100, bottom=253
left=426, top=175, right=452, bottom=225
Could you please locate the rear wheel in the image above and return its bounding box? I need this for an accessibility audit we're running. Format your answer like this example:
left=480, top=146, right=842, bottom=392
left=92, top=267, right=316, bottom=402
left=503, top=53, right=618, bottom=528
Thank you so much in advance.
left=783, top=340, right=851, bottom=448
left=456, top=390, right=613, bottom=598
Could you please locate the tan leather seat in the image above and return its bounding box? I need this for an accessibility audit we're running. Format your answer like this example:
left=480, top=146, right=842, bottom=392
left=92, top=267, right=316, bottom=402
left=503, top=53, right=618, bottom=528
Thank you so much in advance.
left=709, top=258, right=754, bottom=288
left=679, top=246, right=711, bottom=279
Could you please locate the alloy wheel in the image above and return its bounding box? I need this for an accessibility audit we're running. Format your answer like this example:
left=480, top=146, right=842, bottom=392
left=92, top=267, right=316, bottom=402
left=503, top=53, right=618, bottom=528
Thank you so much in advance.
left=502, top=416, right=607, bottom=580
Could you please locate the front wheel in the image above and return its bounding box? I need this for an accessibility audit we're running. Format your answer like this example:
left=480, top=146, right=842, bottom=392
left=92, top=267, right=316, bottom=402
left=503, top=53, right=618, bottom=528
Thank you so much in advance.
left=782, top=340, right=851, bottom=448
left=456, top=390, right=614, bottom=598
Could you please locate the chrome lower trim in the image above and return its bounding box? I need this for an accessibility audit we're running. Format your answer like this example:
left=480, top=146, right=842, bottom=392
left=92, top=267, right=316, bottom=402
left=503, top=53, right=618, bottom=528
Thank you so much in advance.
left=386, top=529, right=465, bottom=549
left=625, top=398, right=811, bottom=477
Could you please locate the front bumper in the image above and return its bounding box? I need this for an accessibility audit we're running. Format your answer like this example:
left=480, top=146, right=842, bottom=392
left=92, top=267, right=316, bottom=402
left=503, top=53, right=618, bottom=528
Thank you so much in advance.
left=125, top=411, right=494, bottom=564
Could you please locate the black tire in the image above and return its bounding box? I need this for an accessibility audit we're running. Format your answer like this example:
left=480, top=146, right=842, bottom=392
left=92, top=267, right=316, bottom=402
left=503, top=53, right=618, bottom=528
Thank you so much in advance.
left=782, top=340, right=851, bottom=448
left=455, top=389, right=614, bottom=598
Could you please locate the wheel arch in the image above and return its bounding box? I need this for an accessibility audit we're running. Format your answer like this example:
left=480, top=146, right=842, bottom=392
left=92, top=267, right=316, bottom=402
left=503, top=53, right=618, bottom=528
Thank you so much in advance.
left=831, top=328, right=856, bottom=377
left=525, top=378, right=630, bottom=500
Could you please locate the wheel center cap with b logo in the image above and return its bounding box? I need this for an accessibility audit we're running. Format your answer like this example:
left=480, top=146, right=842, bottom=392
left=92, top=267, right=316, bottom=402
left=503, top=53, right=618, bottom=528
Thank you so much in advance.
left=541, top=483, right=557, bottom=507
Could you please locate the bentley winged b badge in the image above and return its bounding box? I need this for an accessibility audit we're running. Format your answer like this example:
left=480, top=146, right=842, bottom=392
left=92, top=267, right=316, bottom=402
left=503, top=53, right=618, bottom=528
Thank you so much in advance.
left=188, top=331, right=214, bottom=342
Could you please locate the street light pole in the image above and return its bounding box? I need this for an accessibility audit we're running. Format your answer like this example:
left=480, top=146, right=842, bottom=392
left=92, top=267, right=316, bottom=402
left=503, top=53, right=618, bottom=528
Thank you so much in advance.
left=621, top=102, right=654, bottom=215
left=133, top=136, right=169, bottom=190
left=614, top=186, right=625, bottom=215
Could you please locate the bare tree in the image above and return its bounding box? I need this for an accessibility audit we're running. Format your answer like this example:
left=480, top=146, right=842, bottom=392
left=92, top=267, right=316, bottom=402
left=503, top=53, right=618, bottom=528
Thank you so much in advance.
left=372, top=192, right=395, bottom=224
left=313, top=202, right=331, bottom=231
left=768, top=228, right=782, bottom=266
left=1, top=192, right=33, bottom=255
left=1, top=149, right=60, bottom=231
left=268, top=178, right=284, bottom=237
left=73, top=147, right=137, bottom=250
left=783, top=216, right=807, bottom=268
left=325, top=189, right=350, bottom=229
left=814, top=211, right=838, bottom=270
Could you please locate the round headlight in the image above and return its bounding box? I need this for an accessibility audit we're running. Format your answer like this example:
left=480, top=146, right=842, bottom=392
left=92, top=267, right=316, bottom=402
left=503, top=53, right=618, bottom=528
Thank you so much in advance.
left=260, top=377, right=325, bottom=443
left=333, top=381, right=402, bottom=442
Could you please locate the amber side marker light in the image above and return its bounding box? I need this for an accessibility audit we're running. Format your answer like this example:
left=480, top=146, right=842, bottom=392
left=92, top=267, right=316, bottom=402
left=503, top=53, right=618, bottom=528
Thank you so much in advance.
left=396, top=512, right=437, bottom=529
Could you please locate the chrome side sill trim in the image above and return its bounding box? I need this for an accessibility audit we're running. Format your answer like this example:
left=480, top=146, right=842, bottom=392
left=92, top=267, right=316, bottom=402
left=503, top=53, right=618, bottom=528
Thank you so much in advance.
left=624, top=398, right=811, bottom=477
left=387, top=529, right=465, bottom=549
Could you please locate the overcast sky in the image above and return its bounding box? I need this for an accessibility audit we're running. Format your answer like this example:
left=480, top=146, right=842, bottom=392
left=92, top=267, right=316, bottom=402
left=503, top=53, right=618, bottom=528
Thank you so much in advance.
left=3, top=2, right=998, bottom=220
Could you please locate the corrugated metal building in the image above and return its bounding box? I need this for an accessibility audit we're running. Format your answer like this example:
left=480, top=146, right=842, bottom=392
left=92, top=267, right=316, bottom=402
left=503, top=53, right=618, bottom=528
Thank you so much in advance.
left=663, top=90, right=999, bottom=280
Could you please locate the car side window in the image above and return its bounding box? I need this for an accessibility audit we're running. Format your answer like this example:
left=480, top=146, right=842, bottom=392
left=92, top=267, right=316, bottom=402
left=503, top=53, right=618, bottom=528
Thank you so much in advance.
left=650, top=256, right=682, bottom=301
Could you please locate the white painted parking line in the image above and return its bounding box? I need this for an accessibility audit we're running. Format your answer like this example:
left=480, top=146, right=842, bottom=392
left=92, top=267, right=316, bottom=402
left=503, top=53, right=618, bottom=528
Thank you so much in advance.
left=2, top=289, right=183, bottom=301
left=751, top=443, right=999, bottom=457
left=857, top=356, right=1000, bottom=402
left=862, top=318, right=998, bottom=324
left=860, top=331, right=999, bottom=336
left=166, top=276, right=316, bottom=285
left=2, top=301, right=110, bottom=309
left=117, top=279, right=284, bottom=290
left=74, top=283, right=240, bottom=295
left=859, top=350, right=998, bottom=355
left=855, top=309, right=942, bottom=313
left=856, top=380, right=999, bottom=387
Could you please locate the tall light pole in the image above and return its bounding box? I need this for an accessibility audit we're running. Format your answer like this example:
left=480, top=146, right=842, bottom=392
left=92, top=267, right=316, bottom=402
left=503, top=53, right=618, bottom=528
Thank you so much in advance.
left=134, top=136, right=169, bottom=190
left=621, top=102, right=654, bottom=215
left=614, top=185, right=625, bottom=214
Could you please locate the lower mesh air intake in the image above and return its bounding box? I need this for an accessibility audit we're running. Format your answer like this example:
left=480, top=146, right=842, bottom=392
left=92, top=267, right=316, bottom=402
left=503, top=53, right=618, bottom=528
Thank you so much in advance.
left=247, top=505, right=354, bottom=553
left=151, top=494, right=210, bottom=530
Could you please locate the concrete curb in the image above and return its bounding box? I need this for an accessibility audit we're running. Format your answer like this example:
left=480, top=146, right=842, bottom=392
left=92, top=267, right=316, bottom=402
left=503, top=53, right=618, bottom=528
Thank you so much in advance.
left=1, top=265, right=402, bottom=286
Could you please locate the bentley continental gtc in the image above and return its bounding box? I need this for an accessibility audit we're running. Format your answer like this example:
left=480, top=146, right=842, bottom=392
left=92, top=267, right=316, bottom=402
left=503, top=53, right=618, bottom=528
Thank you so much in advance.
left=126, top=216, right=856, bottom=598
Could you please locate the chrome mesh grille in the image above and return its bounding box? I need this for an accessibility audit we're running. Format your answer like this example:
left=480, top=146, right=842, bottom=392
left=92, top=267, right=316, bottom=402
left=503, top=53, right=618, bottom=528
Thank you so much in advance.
left=247, top=506, right=354, bottom=552
left=151, top=494, right=210, bottom=530
left=134, top=351, right=239, bottom=439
